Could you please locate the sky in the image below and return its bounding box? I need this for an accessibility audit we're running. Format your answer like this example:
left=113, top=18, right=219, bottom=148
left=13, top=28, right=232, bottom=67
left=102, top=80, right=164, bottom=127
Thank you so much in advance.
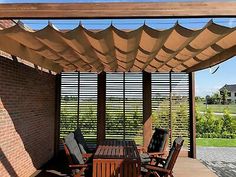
left=1, top=0, right=236, bottom=97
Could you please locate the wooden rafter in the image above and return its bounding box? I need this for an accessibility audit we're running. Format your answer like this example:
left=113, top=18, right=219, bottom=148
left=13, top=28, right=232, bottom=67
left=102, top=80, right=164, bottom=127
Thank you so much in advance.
left=0, top=2, right=236, bottom=19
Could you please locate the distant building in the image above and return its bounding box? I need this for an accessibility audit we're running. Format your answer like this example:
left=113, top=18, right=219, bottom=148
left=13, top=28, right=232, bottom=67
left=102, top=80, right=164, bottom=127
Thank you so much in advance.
left=219, top=84, right=236, bottom=103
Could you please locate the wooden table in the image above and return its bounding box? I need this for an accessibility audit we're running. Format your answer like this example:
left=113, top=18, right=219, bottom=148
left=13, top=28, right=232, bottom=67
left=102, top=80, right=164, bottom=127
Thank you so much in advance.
left=93, top=140, right=141, bottom=177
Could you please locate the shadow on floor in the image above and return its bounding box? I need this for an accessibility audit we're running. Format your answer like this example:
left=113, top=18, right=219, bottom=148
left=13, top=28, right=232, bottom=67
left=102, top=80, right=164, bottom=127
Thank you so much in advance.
left=33, top=151, right=71, bottom=177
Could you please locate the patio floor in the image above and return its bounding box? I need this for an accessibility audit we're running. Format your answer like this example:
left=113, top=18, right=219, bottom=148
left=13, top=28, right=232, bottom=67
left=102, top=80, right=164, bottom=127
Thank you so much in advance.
left=31, top=152, right=217, bottom=177
left=174, top=158, right=217, bottom=177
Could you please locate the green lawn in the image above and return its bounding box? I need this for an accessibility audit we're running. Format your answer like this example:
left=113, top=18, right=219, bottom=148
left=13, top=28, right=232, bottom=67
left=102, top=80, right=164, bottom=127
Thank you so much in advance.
left=196, top=102, right=236, bottom=114
left=197, top=138, right=236, bottom=147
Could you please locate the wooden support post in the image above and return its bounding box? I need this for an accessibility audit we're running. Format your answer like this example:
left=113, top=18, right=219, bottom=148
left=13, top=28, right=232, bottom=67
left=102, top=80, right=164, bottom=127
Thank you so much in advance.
left=169, top=72, right=173, bottom=145
left=77, top=72, right=80, bottom=127
left=143, top=71, right=152, bottom=147
left=189, top=72, right=196, bottom=158
left=54, top=73, right=61, bottom=155
left=97, top=72, right=106, bottom=144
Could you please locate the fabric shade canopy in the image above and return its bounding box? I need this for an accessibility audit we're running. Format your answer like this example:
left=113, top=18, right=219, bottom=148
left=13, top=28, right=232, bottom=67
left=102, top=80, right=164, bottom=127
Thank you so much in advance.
left=0, top=21, right=235, bottom=73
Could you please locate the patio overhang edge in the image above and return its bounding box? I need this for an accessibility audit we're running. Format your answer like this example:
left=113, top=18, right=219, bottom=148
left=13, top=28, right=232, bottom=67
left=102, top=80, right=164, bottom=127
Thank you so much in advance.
left=0, top=2, right=236, bottom=19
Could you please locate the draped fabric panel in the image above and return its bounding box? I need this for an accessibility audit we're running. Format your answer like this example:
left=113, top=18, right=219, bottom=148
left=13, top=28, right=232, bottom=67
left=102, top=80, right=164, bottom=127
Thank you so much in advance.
left=0, top=21, right=235, bottom=73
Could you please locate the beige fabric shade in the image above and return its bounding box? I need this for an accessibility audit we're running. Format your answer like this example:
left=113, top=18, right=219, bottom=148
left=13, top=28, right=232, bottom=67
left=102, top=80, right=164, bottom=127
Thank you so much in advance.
left=0, top=21, right=235, bottom=73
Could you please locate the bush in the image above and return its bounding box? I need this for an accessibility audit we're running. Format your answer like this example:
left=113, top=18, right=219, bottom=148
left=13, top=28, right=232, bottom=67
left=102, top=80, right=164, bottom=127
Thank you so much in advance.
left=196, top=107, right=235, bottom=139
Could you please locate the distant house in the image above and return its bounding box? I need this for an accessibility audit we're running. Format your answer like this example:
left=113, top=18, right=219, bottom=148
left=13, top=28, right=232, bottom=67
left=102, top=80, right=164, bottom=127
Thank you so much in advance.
left=219, top=84, right=236, bottom=103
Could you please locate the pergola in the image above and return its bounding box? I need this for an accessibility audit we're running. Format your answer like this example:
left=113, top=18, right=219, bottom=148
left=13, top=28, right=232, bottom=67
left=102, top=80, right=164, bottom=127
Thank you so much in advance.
left=0, top=1, right=235, bottom=177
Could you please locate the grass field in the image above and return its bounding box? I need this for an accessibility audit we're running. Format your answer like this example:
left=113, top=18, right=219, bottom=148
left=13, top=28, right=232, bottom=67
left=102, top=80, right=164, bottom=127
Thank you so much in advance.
left=197, top=138, right=236, bottom=147
left=196, top=102, right=236, bottom=114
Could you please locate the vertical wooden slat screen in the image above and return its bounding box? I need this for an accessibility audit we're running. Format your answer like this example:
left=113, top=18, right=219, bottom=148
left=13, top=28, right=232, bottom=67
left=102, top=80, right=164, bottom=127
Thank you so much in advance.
left=105, top=72, right=143, bottom=145
left=59, top=72, right=192, bottom=152
left=151, top=72, right=190, bottom=153
left=106, top=73, right=124, bottom=140
left=125, top=73, right=143, bottom=145
left=60, top=72, right=97, bottom=146
left=78, top=72, right=98, bottom=145
left=60, top=72, right=78, bottom=138
left=171, top=73, right=190, bottom=152
left=152, top=73, right=170, bottom=131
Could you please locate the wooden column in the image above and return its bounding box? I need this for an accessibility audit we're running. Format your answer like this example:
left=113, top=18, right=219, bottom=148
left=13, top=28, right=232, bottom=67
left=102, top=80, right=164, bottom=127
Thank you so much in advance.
left=189, top=72, right=196, bottom=158
left=97, top=72, right=106, bottom=144
left=169, top=72, right=173, bottom=144
left=77, top=72, right=80, bottom=127
left=54, top=74, right=61, bottom=155
left=143, top=72, right=152, bottom=147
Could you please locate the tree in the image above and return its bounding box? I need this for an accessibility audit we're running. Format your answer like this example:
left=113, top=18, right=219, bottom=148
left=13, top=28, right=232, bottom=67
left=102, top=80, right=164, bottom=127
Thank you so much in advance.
left=203, top=108, right=215, bottom=133
left=221, top=87, right=229, bottom=105
left=221, top=108, right=233, bottom=133
left=211, top=92, right=221, bottom=104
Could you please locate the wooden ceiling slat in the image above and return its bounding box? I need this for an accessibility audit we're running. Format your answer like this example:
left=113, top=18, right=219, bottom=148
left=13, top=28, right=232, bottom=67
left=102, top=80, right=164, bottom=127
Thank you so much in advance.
left=0, top=2, right=236, bottom=19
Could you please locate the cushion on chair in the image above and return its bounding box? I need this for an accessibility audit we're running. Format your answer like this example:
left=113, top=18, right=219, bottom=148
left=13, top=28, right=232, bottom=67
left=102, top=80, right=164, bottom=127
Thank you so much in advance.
left=140, top=153, right=151, bottom=163
left=148, top=128, right=168, bottom=153
left=74, top=127, right=89, bottom=154
left=164, top=137, right=184, bottom=169
left=64, top=133, right=85, bottom=165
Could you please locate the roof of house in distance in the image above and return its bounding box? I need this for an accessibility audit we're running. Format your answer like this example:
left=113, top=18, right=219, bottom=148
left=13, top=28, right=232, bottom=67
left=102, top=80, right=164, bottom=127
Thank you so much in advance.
left=220, top=84, right=236, bottom=92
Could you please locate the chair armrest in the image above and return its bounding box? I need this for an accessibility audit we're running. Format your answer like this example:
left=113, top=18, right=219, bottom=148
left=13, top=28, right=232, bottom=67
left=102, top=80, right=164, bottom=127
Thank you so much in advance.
left=69, top=163, right=92, bottom=168
left=82, top=153, right=93, bottom=158
left=148, top=152, right=165, bottom=157
left=154, top=156, right=167, bottom=166
left=137, top=146, right=147, bottom=153
left=143, top=165, right=170, bottom=174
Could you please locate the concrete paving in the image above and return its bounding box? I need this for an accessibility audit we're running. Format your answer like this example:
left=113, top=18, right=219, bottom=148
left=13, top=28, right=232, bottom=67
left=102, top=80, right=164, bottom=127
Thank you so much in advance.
left=197, top=147, right=236, bottom=177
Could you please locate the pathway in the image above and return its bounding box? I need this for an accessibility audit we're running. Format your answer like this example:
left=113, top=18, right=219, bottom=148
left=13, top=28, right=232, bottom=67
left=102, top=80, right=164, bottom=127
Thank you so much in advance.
left=199, top=112, right=236, bottom=116
left=197, top=147, right=236, bottom=177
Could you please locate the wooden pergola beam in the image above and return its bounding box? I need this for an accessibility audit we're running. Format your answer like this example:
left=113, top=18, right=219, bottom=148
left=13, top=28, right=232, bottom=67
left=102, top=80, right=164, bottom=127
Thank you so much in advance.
left=0, top=2, right=236, bottom=19
left=189, top=73, right=196, bottom=159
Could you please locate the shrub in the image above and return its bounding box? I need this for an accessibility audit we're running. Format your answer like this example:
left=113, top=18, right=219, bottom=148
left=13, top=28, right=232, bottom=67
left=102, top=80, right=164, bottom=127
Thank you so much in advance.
left=221, top=108, right=234, bottom=134
left=196, top=107, right=235, bottom=139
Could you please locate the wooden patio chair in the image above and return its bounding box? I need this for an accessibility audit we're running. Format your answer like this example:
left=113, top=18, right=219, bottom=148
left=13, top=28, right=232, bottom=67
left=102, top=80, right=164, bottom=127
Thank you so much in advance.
left=139, top=128, right=169, bottom=164
left=142, top=137, right=184, bottom=177
left=74, top=127, right=95, bottom=154
left=63, top=133, right=92, bottom=177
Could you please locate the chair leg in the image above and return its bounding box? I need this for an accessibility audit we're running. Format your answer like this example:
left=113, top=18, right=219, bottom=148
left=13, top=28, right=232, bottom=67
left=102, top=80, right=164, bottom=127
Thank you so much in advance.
left=73, top=167, right=86, bottom=177
left=144, top=171, right=152, bottom=177
left=153, top=172, right=161, bottom=177
left=144, top=171, right=161, bottom=177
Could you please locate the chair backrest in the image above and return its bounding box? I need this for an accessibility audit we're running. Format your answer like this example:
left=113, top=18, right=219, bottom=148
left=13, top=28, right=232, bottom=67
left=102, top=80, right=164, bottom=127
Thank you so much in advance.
left=163, top=137, right=184, bottom=171
left=74, top=127, right=89, bottom=154
left=64, top=133, right=85, bottom=165
left=147, top=128, right=169, bottom=153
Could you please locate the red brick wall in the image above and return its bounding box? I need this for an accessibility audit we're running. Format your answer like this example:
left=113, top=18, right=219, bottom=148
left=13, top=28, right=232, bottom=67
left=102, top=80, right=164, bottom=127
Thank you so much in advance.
left=0, top=56, right=56, bottom=177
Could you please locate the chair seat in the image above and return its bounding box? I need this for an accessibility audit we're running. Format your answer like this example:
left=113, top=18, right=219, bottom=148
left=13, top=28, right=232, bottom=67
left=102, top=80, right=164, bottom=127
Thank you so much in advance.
left=142, top=137, right=184, bottom=177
